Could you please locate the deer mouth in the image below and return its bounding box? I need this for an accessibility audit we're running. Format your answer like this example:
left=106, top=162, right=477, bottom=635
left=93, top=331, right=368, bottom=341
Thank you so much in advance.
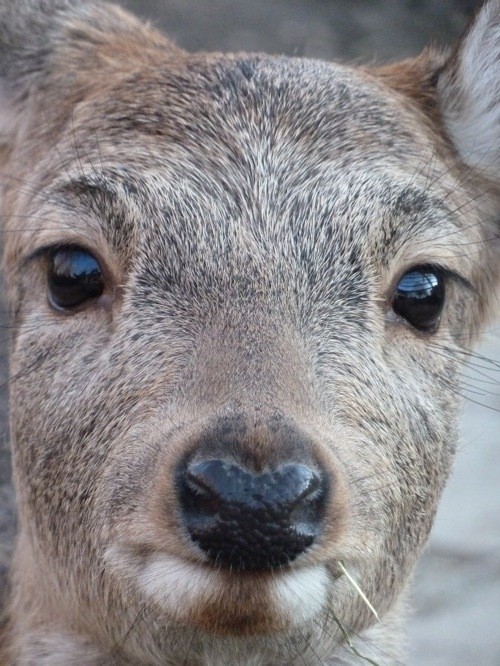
left=106, top=545, right=330, bottom=637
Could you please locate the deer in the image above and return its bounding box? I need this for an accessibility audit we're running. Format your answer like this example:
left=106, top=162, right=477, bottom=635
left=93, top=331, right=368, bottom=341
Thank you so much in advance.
left=0, top=0, right=498, bottom=663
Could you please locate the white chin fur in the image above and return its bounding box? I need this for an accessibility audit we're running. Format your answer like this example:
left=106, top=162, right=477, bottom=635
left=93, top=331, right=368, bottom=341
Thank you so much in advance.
left=137, top=553, right=221, bottom=619
left=271, top=565, right=330, bottom=625
left=107, top=546, right=329, bottom=627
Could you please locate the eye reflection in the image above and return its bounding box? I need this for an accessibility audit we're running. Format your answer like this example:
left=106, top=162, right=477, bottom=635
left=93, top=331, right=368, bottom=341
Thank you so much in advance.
left=397, top=271, right=439, bottom=298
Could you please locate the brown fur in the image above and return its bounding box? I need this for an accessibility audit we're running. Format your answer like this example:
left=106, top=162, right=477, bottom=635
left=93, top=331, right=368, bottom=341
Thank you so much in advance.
left=0, top=1, right=499, bottom=664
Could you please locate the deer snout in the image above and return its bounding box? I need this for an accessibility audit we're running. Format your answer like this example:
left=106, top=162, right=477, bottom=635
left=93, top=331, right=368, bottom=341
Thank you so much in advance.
left=177, top=458, right=328, bottom=570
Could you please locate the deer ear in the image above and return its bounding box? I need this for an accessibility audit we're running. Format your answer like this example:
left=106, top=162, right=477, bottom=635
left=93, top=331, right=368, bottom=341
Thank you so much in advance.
left=438, top=0, right=500, bottom=182
left=0, top=1, right=180, bottom=150
left=0, top=1, right=89, bottom=142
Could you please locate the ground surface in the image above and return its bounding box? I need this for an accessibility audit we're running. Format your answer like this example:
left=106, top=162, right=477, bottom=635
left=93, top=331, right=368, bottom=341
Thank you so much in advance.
left=1, top=1, right=499, bottom=664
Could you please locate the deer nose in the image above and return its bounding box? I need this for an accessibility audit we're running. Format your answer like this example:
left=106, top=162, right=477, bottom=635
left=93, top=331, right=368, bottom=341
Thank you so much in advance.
left=177, top=459, right=327, bottom=571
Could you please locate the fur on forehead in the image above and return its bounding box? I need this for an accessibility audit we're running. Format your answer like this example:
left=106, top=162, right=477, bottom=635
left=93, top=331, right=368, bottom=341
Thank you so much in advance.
left=0, top=0, right=499, bottom=299
left=0, top=53, right=467, bottom=261
left=0, top=0, right=499, bottom=183
left=0, top=0, right=455, bottom=164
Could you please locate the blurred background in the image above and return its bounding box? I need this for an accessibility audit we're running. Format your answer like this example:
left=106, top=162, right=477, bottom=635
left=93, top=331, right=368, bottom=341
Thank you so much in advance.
left=1, top=1, right=499, bottom=664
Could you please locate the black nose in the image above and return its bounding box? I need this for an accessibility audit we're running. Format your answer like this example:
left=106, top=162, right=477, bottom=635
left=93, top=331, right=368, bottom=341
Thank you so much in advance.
left=177, top=459, right=327, bottom=571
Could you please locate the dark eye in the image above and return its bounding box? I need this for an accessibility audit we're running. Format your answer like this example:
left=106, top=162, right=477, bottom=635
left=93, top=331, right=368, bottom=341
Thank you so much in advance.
left=48, top=247, right=104, bottom=310
left=392, top=265, right=445, bottom=332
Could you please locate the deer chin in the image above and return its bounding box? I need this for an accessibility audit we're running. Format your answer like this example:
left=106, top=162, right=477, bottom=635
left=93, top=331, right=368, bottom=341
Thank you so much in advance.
left=105, top=546, right=330, bottom=637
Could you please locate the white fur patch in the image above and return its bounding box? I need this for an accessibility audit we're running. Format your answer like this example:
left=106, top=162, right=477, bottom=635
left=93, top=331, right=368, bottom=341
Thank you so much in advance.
left=272, top=565, right=329, bottom=624
left=439, top=1, right=500, bottom=180
left=137, top=553, right=221, bottom=619
left=108, top=546, right=329, bottom=629
left=137, top=557, right=329, bottom=627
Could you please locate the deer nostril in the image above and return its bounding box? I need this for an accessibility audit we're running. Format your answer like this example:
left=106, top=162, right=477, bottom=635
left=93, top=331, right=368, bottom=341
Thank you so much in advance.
left=177, top=459, right=327, bottom=571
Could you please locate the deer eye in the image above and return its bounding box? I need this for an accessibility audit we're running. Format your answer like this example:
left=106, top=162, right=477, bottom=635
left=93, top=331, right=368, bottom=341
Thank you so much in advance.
left=392, top=265, right=445, bottom=332
left=48, top=247, right=104, bottom=310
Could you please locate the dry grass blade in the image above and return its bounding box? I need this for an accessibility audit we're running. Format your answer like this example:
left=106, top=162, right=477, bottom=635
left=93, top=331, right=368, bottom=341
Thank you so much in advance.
left=332, top=612, right=381, bottom=666
left=338, top=561, right=380, bottom=622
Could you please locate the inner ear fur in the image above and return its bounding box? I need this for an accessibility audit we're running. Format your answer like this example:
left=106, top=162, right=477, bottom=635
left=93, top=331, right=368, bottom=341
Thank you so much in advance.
left=376, top=1, right=500, bottom=186
left=438, top=0, right=500, bottom=184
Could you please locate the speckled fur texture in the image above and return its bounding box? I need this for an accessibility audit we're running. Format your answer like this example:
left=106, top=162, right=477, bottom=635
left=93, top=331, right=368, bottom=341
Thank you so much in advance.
left=0, top=1, right=499, bottom=664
